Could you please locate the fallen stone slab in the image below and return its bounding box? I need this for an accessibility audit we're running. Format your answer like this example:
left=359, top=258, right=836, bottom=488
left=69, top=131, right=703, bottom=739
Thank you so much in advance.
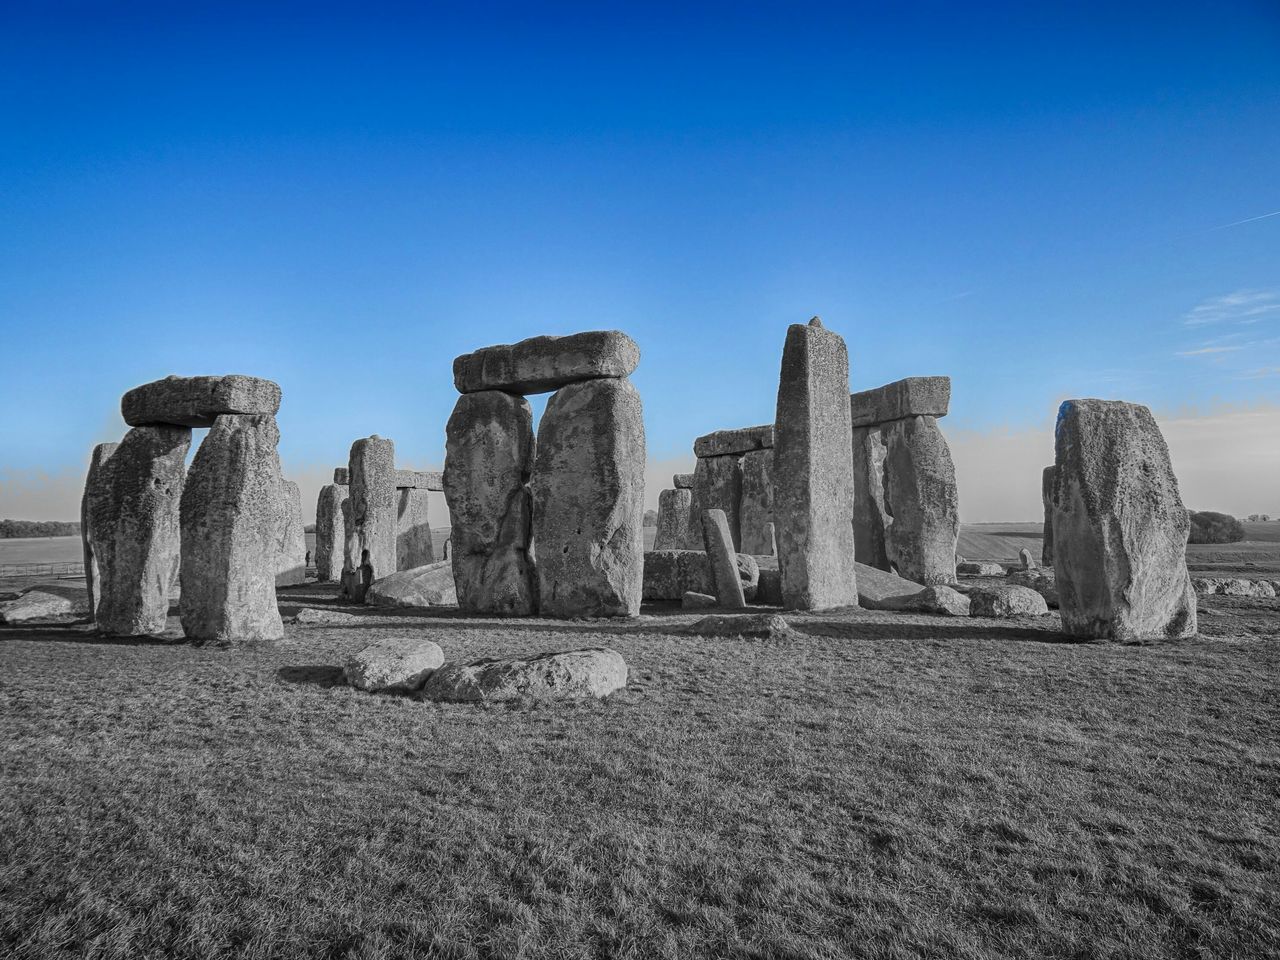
left=344, top=638, right=445, bottom=693
left=453, top=330, right=640, bottom=395
left=680, top=612, right=791, bottom=639
left=957, top=561, right=1005, bottom=576
left=969, top=584, right=1049, bottom=618
left=421, top=648, right=627, bottom=702
left=366, top=561, right=458, bottom=608
left=849, top=376, right=950, bottom=429
left=673, top=473, right=695, bottom=489
left=1214, top=578, right=1275, bottom=599
left=1007, top=569, right=1059, bottom=607
left=878, top=584, right=971, bottom=616
left=681, top=591, right=718, bottom=609
left=289, top=607, right=364, bottom=625
left=852, top=561, right=925, bottom=610
left=0, top=583, right=90, bottom=623
left=122, top=374, right=281, bottom=428
left=693, top=424, right=775, bottom=458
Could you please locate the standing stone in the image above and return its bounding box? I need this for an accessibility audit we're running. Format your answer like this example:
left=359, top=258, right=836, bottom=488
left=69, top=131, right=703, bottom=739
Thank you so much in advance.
left=1051, top=399, right=1197, bottom=641
left=701, top=509, right=746, bottom=609
left=881, top=416, right=960, bottom=586
left=1041, top=465, right=1056, bottom=566
left=180, top=414, right=285, bottom=644
left=685, top=454, right=742, bottom=550
left=314, top=483, right=348, bottom=583
left=275, top=480, right=307, bottom=586
left=850, top=425, right=891, bottom=569
left=738, top=448, right=775, bottom=555
left=340, top=497, right=364, bottom=601
left=443, top=391, right=537, bottom=615
left=532, top=378, right=645, bottom=618
left=654, top=488, right=692, bottom=552
left=89, top=426, right=190, bottom=635
left=773, top=318, right=859, bottom=610
left=80, top=442, right=119, bottom=616
left=396, top=488, right=435, bottom=570
left=349, top=436, right=397, bottom=585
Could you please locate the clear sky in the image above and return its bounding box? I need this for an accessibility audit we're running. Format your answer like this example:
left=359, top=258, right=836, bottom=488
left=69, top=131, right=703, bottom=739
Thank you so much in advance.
left=1, top=1, right=1277, bottom=522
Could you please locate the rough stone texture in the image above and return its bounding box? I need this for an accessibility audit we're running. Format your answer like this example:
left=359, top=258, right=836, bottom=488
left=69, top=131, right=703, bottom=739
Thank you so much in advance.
left=852, top=562, right=926, bottom=610
left=339, top=498, right=367, bottom=602
left=878, top=584, right=971, bottom=616
left=344, top=638, right=444, bottom=693
left=850, top=425, right=891, bottom=569
left=1019, top=548, right=1037, bottom=571
left=289, top=606, right=363, bottom=625
left=532, top=378, right=645, bottom=618
left=122, top=374, right=281, bottom=428
left=443, top=391, right=537, bottom=615
left=88, top=425, right=190, bottom=635
left=1041, top=466, right=1056, bottom=566
left=366, top=561, right=458, bottom=608
left=1052, top=399, right=1197, bottom=641
left=1007, top=569, right=1060, bottom=607
left=849, top=376, right=950, bottom=429
left=680, top=613, right=791, bottom=639
left=1193, top=577, right=1276, bottom=599
left=453, top=330, right=640, bottom=395
left=957, top=561, right=1005, bottom=576
left=969, top=583, right=1050, bottom=618
left=693, top=424, right=775, bottom=458
left=314, top=484, right=348, bottom=583
left=0, top=583, right=90, bottom=623
left=738, top=448, right=775, bottom=556
left=702, top=509, right=746, bottom=609
left=179, top=415, right=285, bottom=644
left=396, top=488, right=435, bottom=570
left=685, top=454, right=743, bottom=550
left=642, top=550, right=712, bottom=600
left=80, top=441, right=118, bottom=616
left=773, top=319, right=859, bottom=610
left=421, top=648, right=628, bottom=702
left=335, top=467, right=442, bottom=490
left=881, top=416, right=959, bottom=586
left=681, top=591, right=717, bottom=609
left=276, top=480, right=308, bottom=587
left=673, top=473, right=695, bottom=489
left=654, top=488, right=692, bottom=552
left=737, top=553, right=760, bottom=602
left=349, top=436, right=398, bottom=585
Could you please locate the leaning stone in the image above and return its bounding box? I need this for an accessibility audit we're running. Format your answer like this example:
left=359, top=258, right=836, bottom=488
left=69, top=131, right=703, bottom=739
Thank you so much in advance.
left=682, top=591, right=718, bottom=609
left=89, top=425, right=190, bottom=635
left=957, top=561, right=1005, bottom=576
left=179, top=414, right=285, bottom=645
left=680, top=612, right=791, bottom=639
left=881, top=415, right=959, bottom=586
left=366, top=561, right=458, bottom=608
left=850, top=425, right=890, bottom=569
left=849, top=376, right=950, bottom=429
left=1051, top=399, right=1197, bottom=641
left=314, top=484, right=348, bottom=583
left=122, top=374, right=280, bottom=427
left=1041, top=466, right=1056, bottom=566
left=773, top=319, right=859, bottom=610
left=653, top=488, right=692, bottom=551
left=673, top=473, right=695, bottom=489
left=853, top=562, right=926, bottom=610
left=0, top=583, right=90, bottom=623
left=969, top=584, right=1049, bottom=618
left=738, top=448, right=775, bottom=556
left=879, top=585, right=971, bottom=616
left=289, top=606, right=363, bottom=625
left=395, top=488, right=435, bottom=570
left=276, top=480, right=308, bottom=586
left=443, top=391, right=537, bottom=615
left=453, top=330, right=640, bottom=395
left=1007, top=569, right=1059, bottom=607
left=1019, top=547, right=1037, bottom=571
left=685, top=454, right=742, bottom=550
left=702, top=509, right=746, bottom=609
left=421, top=648, right=627, bottom=702
left=349, top=436, right=397, bottom=585
left=693, top=424, right=775, bottom=458
left=532, top=378, right=645, bottom=618
left=344, top=638, right=444, bottom=693
left=80, top=441, right=119, bottom=616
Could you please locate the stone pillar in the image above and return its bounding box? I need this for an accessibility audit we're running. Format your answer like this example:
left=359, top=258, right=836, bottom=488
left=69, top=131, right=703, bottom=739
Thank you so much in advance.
left=180, top=414, right=285, bottom=644
left=340, top=497, right=364, bottom=601
left=1041, top=465, right=1056, bottom=567
left=80, top=442, right=119, bottom=616
left=348, top=435, right=397, bottom=584
left=314, top=483, right=348, bottom=582
left=1051, top=399, right=1196, bottom=641
left=275, top=480, right=307, bottom=586
left=773, top=318, right=858, bottom=610
left=881, top=416, right=959, bottom=585
left=738, top=448, right=775, bottom=555
left=654, top=488, right=691, bottom=551
left=532, top=378, right=645, bottom=617
left=442, top=391, right=537, bottom=615
left=685, top=454, right=742, bottom=549
left=850, top=425, right=890, bottom=569
left=396, top=488, right=435, bottom=570
left=88, top=426, right=190, bottom=635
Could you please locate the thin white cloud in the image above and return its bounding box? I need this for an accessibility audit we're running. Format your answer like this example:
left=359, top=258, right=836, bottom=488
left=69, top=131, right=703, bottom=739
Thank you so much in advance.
left=1176, top=345, right=1243, bottom=356
left=1184, top=289, right=1280, bottom=326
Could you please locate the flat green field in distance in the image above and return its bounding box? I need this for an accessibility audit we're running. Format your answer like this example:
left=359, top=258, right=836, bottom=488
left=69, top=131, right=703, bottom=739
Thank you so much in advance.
left=0, top=536, right=83, bottom=566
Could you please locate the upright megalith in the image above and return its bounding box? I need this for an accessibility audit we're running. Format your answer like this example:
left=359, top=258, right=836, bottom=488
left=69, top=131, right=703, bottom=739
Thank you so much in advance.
left=850, top=426, right=890, bottom=569
left=1041, top=466, right=1056, bottom=566
left=738, top=447, right=775, bottom=555
left=701, top=509, right=746, bottom=609
left=881, top=416, right=960, bottom=585
left=654, top=487, right=692, bottom=551
left=348, top=436, right=397, bottom=586
left=532, top=377, right=645, bottom=617
left=276, top=480, right=307, bottom=586
left=773, top=318, right=859, bottom=610
left=1050, top=399, right=1196, bottom=641
left=443, top=391, right=537, bottom=615
left=314, top=483, right=348, bottom=582
left=685, top=454, right=743, bottom=549
left=122, top=374, right=281, bottom=427
left=396, top=487, right=435, bottom=571
left=180, top=414, right=285, bottom=644
left=453, top=330, right=640, bottom=394
left=80, top=442, right=119, bottom=616
left=88, top=426, right=190, bottom=635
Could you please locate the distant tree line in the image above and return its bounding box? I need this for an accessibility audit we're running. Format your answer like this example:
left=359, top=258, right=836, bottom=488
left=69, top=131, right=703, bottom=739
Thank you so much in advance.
left=1187, top=511, right=1245, bottom=545
left=0, top=519, right=81, bottom=539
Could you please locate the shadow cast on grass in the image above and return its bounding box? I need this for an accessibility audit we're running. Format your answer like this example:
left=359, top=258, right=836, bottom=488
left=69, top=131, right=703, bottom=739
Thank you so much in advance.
left=276, top=664, right=346, bottom=688
left=0, top=622, right=185, bottom=646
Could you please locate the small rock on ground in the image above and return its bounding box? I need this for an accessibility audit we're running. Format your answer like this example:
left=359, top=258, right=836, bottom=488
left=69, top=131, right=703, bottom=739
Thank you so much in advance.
left=680, top=613, right=792, bottom=639
left=969, top=583, right=1049, bottom=618
left=290, top=607, right=364, bottom=625
left=344, top=638, right=445, bottom=693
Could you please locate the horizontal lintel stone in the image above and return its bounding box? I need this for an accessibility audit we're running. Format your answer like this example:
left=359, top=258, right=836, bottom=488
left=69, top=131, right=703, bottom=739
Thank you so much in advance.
left=122, top=375, right=281, bottom=427
left=849, top=376, right=950, bottom=428
left=693, top=424, right=775, bottom=458
left=333, top=467, right=442, bottom=490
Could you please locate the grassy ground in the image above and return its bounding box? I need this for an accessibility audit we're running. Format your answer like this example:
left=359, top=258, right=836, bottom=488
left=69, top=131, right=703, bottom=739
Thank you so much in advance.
left=2, top=584, right=1278, bottom=959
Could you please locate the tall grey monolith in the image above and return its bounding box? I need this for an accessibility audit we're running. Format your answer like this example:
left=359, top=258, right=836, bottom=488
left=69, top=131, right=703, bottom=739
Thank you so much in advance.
left=685, top=455, right=742, bottom=549
left=654, top=488, right=692, bottom=551
left=881, top=416, right=959, bottom=585
left=349, top=436, right=397, bottom=585
left=850, top=425, right=890, bottom=569
left=314, top=483, right=348, bottom=582
left=1041, top=465, right=1056, bottom=566
left=396, top=487, right=436, bottom=571
left=738, top=448, right=775, bottom=556
left=276, top=480, right=307, bottom=586
left=81, top=441, right=119, bottom=616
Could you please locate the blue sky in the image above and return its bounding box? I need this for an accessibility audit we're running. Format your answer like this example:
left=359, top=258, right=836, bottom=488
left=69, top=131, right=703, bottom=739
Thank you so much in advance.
left=1, top=2, right=1278, bottom=520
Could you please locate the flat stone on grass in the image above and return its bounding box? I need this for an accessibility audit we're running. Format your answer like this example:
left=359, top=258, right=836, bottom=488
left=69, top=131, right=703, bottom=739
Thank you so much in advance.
left=421, top=648, right=627, bottom=702
left=344, top=638, right=445, bottom=693
left=969, top=584, right=1050, bottom=618
left=680, top=613, right=792, bottom=639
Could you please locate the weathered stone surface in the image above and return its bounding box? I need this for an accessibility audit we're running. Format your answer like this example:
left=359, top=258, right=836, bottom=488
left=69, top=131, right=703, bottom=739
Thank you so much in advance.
left=1007, top=568, right=1059, bottom=607
left=80, top=441, right=118, bottom=616
left=443, top=391, right=537, bottom=615
left=673, top=473, right=695, bottom=489
left=88, top=425, right=190, bottom=635
left=122, top=374, right=281, bottom=428
left=289, top=606, right=363, bottom=625
left=349, top=436, right=397, bottom=585
left=681, top=613, right=791, bottom=639
left=1019, top=548, right=1036, bottom=571
left=773, top=318, right=859, bottom=610
left=693, top=424, right=774, bottom=458
left=180, top=415, right=285, bottom=644
left=532, top=378, right=645, bottom=618
left=334, top=467, right=441, bottom=490
left=738, top=448, right=775, bottom=556
left=396, top=488, right=435, bottom=570
left=1193, top=577, right=1276, bottom=599
left=1052, top=399, right=1197, bottom=641
left=339, top=497, right=368, bottom=602
left=737, top=553, right=760, bottom=602
left=453, top=330, right=640, bottom=395
left=879, top=584, right=971, bottom=616
left=685, top=454, right=742, bottom=550
left=276, top=480, right=307, bottom=587
left=881, top=416, right=959, bottom=586
left=755, top=568, right=782, bottom=606
left=969, top=583, right=1049, bottom=618
left=654, top=488, right=692, bottom=551
left=642, top=549, right=711, bottom=600
left=0, top=583, right=90, bottom=623
left=421, top=648, right=627, bottom=702
left=850, top=426, right=890, bottom=569
left=344, top=638, right=444, bottom=693
left=1041, top=466, right=1056, bottom=566
left=682, top=591, right=717, bottom=609
left=852, top=562, right=926, bottom=610
left=314, top=484, right=348, bottom=583
left=957, top=561, right=1005, bottom=576
left=702, top=509, right=746, bottom=609
left=849, top=376, right=950, bottom=429
left=366, top=561, right=458, bottom=608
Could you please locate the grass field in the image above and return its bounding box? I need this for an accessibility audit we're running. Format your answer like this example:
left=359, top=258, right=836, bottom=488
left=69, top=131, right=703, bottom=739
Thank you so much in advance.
left=2, top=584, right=1279, bottom=959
